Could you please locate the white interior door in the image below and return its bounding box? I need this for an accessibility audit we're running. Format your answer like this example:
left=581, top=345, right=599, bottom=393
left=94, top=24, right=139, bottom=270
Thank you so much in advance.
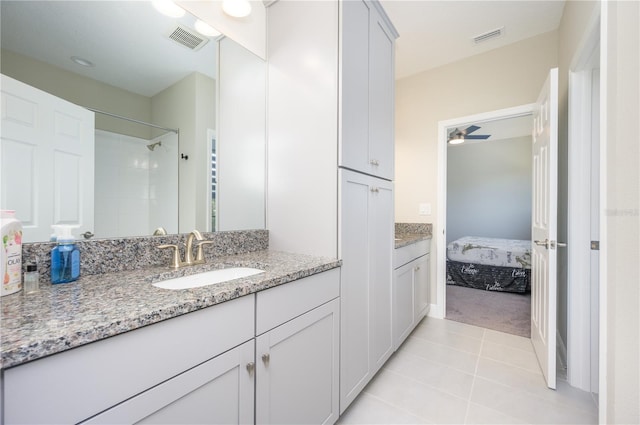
left=1, top=74, right=94, bottom=242
left=531, top=68, right=559, bottom=389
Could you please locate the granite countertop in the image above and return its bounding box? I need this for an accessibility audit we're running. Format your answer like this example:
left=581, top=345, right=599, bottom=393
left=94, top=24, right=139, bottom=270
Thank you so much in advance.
left=394, top=233, right=432, bottom=249
left=1, top=250, right=341, bottom=370
left=394, top=222, right=433, bottom=249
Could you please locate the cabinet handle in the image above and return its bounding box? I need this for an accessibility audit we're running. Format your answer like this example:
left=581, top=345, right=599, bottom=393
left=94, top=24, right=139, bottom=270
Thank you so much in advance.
left=414, top=266, right=420, bottom=271
left=246, top=362, right=255, bottom=375
left=370, top=187, right=379, bottom=193
left=369, top=159, right=379, bottom=166
left=262, top=353, right=270, bottom=365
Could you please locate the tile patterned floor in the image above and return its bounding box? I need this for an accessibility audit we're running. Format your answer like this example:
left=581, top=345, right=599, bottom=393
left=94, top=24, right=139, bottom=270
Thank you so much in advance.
left=338, top=318, right=598, bottom=424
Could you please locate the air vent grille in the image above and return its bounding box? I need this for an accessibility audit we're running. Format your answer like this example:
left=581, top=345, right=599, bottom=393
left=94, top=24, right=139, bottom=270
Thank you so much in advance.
left=168, top=25, right=208, bottom=51
left=473, top=27, right=504, bottom=44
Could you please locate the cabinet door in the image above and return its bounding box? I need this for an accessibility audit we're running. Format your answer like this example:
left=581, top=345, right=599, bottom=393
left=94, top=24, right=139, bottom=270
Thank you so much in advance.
left=340, top=170, right=373, bottom=410
left=341, top=0, right=370, bottom=174
left=369, top=178, right=394, bottom=371
left=368, top=5, right=395, bottom=180
left=256, top=299, right=340, bottom=425
left=414, top=254, right=431, bottom=322
left=82, top=341, right=255, bottom=425
left=393, top=261, right=415, bottom=350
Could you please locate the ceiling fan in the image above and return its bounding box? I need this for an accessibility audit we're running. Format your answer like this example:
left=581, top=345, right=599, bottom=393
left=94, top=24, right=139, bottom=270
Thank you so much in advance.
left=448, top=125, right=491, bottom=144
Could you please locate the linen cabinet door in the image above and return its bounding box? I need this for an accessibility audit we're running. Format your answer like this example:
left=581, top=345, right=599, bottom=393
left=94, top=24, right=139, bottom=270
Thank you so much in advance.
left=414, top=253, right=431, bottom=322
left=368, top=5, right=395, bottom=180
left=340, top=170, right=373, bottom=412
left=81, top=341, right=255, bottom=425
left=369, top=177, right=394, bottom=371
left=256, top=299, right=340, bottom=425
left=340, top=0, right=370, bottom=174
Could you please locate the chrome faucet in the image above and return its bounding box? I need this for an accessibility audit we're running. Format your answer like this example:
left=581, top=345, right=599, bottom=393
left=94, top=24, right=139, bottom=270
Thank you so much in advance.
left=157, top=230, right=214, bottom=268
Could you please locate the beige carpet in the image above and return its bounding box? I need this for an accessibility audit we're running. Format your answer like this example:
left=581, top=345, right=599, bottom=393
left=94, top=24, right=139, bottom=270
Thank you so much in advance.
left=446, top=284, right=531, bottom=338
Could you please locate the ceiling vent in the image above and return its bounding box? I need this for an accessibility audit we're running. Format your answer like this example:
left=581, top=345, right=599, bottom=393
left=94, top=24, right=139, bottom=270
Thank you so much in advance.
left=167, top=25, right=208, bottom=51
left=473, top=27, right=504, bottom=44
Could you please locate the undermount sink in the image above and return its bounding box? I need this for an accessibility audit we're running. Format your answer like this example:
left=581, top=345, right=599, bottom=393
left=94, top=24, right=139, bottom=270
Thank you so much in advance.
left=152, top=267, right=265, bottom=290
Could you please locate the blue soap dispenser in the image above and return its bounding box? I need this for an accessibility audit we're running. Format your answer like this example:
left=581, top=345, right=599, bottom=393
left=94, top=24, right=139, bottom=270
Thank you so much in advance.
left=51, top=225, right=80, bottom=284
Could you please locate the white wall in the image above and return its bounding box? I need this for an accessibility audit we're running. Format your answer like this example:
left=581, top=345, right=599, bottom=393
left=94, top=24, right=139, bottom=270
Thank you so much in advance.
left=446, top=136, right=532, bottom=244
left=395, top=30, right=558, bottom=304
left=602, top=1, right=640, bottom=422
left=217, top=37, right=266, bottom=231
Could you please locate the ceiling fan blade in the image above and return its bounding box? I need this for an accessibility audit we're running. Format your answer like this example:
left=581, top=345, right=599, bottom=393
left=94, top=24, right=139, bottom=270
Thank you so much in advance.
left=464, top=125, right=481, bottom=135
left=465, top=134, right=491, bottom=140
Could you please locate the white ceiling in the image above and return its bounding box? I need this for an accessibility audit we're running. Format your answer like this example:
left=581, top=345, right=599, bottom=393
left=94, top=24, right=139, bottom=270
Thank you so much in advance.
left=0, top=1, right=217, bottom=97
left=380, top=0, right=566, bottom=79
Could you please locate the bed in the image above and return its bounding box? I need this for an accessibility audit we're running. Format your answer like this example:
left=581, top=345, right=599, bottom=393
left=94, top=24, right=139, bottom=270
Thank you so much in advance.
left=446, top=236, right=531, bottom=293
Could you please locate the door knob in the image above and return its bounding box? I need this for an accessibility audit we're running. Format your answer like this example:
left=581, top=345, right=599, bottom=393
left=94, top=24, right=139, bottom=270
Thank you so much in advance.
left=534, top=239, right=550, bottom=249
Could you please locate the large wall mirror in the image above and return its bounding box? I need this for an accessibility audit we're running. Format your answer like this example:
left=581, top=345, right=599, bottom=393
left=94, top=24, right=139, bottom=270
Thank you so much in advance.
left=0, top=0, right=266, bottom=243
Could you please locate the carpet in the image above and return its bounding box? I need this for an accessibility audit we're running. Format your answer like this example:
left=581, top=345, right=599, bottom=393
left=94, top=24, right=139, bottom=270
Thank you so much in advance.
left=446, top=284, right=531, bottom=338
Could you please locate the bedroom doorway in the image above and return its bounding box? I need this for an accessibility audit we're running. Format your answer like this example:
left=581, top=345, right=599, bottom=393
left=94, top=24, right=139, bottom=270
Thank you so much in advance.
left=444, top=113, right=534, bottom=338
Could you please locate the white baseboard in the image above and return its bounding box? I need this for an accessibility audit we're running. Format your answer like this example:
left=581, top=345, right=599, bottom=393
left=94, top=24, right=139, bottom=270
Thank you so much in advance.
left=427, top=303, right=443, bottom=319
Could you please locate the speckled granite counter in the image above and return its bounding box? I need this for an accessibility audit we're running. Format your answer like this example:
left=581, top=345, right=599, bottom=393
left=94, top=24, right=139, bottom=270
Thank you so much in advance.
left=1, top=250, right=340, bottom=370
left=395, top=222, right=432, bottom=249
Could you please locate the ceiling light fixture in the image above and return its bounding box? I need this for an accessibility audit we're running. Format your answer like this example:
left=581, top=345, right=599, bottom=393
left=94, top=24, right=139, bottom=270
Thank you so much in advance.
left=195, top=19, right=221, bottom=37
left=152, top=0, right=186, bottom=18
left=448, top=134, right=465, bottom=145
left=70, top=56, right=94, bottom=67
left=222, top=0, right=252, bottom=18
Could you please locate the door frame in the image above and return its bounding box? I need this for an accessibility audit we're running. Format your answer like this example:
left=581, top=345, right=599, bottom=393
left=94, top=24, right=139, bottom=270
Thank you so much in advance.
left=435, top=103, right=535, bottom=319
left=567, top=9, right=601, bottom=393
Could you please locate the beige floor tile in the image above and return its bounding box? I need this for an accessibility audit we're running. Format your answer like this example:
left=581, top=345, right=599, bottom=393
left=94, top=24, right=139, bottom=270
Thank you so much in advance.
left=483, top=329, right=535, bottom=352
left=480, top=340, right=542, bottom=373
left=384, top=350, right=476, bottom=399
left=401, top=336, right=479, bottom=374
left=410, top=322, right=484, bottom=354
left=471, top=377, right=597, bottom=424
left=464, top=402, right=528, bottom=424
left=428, top=318, right=486, bottom=339
left=365, top=368, right=468, bottom=424
left=337, top=392, right=429, bottom=424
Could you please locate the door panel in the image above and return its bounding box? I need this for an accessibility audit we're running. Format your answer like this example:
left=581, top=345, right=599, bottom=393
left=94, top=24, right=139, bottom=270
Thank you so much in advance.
left=531, top=68, right=558, bottom=389
left=1, top=74, right=94, bottom=241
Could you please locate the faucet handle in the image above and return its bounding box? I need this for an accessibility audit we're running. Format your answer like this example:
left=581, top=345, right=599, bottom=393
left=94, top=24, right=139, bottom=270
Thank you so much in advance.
left=157, top=244, right=182, bottom=269
left=195, top=241, right=215, bottom=263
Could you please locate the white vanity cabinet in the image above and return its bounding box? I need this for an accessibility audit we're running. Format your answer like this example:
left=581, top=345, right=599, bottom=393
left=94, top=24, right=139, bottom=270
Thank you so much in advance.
left=82, top=340, right=255, bottom=425
left=3, top=295, right=255, bottom=425
left=340, top=170, right=394, bottom=412
left=393, top=240, right=431, bottom=350
left=340, top=0, right=396, bottom=180
left=2, top=268, right=341, bottom=425
left=255, top=269, right=340, bottom=425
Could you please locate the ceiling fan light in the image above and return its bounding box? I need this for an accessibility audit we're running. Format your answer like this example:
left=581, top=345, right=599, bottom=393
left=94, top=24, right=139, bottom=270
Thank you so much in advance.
left=152, top=0, right=186, bottom=18
left=222, top=0, right=252, bottom=18
left=448, top=137, right=465, bottom=145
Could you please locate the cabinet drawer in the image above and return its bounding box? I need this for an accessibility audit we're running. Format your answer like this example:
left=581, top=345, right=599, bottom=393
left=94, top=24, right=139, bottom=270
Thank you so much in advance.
left=394, top=239, right=430, bottom=268
left=256, top=268, right=340, bottom=335
left=3, top=295, right=255, bottom=425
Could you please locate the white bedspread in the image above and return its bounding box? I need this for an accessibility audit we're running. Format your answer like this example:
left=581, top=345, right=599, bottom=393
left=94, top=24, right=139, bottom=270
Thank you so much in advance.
left=447, top=236, right=532, bottom=269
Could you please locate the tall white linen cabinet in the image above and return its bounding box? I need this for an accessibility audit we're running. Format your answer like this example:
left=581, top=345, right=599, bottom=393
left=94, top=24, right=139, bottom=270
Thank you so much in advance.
left=266, top=0, right=398, bottom=417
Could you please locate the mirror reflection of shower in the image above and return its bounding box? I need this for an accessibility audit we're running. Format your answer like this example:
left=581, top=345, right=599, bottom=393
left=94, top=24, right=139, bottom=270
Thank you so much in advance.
left=147, top=141, right=162, bottom=151
left=91, top=109, right=179, bottom=239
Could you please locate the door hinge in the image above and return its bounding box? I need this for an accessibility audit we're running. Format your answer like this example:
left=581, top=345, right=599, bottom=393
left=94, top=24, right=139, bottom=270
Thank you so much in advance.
left=591, top=241, right=600, bottom=250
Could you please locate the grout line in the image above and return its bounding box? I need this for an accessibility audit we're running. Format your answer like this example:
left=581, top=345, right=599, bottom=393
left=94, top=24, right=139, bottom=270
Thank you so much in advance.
left=463, top=328, right=485, bottom=424
left=360, top=389, right=433, bottom=424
